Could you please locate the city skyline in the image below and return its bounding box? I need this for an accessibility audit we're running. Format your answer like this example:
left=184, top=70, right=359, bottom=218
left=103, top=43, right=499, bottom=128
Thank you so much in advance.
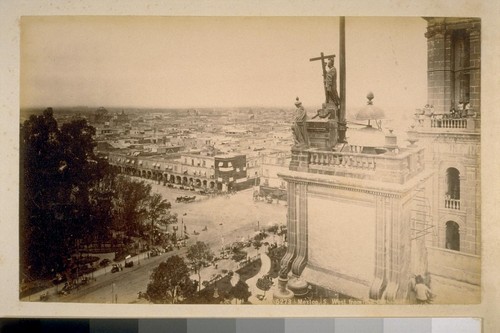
left=21, top=16, right=427, bottom=119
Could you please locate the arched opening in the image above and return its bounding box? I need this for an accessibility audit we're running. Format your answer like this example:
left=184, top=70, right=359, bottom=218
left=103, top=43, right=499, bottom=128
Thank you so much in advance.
left=203, top=180, right=207, bottom=187
left=176, top=176, right=182, bottom=184
left=182, top=176, right=188, bottom=185
left=445, top=167, right=460, bottom=209
left=195, top=179, right=202, bottom=187
left=445, top=221, right=460, bottom=251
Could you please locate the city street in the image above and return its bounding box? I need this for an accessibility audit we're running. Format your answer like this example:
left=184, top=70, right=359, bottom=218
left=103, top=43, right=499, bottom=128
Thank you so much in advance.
left=38, top=181, right=286, bottom=304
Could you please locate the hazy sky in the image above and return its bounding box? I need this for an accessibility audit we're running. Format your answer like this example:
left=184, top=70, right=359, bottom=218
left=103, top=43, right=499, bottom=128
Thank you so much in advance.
left=21, top=16, right=427, bottom=116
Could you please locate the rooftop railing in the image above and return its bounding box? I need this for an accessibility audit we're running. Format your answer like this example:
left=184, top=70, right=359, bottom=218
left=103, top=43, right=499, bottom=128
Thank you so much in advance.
left=414, top=112, right=480, bottom=132
left=292, top=146, right=426, bottom=185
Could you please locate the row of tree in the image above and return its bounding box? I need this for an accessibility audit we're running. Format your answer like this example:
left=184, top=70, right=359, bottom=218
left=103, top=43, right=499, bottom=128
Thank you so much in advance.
left=146, top=249, right=251, bottom=304
left=20, top=108, right=175, bottom=280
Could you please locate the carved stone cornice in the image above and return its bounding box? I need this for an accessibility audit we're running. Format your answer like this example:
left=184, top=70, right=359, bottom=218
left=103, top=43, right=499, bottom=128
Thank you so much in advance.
left=425, top=23, right=447, bottom=39
left=466, top=26, right=481, bottom=38
left=279, top=169, right=433, bottom=199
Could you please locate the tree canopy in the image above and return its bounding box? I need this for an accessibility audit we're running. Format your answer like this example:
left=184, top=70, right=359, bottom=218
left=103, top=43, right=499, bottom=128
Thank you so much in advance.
left=20, top=108, right=107, bottom=278
left=20, top=107, right=176, bottom=283
left=113, top=175, right=152, bottom=236
left=187, top=241, right=214, bottom=291
left=146, top=255, right=196, bottom=304
left=230, top=280, right=251, bottom=304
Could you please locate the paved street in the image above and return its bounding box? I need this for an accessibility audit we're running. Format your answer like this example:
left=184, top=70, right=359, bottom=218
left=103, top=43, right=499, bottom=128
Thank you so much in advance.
left=32, top=181, right=286, bottom=304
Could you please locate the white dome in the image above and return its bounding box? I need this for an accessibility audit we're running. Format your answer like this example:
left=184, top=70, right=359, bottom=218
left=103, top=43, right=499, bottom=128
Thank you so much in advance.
left=347, top=126, right=386, bottom=148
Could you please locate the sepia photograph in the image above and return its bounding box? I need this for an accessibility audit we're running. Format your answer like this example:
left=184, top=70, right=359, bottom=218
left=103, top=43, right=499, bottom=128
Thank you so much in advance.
left=17, top=15, right=482, bottom=307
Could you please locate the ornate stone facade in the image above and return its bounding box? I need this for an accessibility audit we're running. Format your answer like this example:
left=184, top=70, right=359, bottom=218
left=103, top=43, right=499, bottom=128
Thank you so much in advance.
left=280, top=145, right=432, bottom=302
left=278, top=17, right=481, bottom=304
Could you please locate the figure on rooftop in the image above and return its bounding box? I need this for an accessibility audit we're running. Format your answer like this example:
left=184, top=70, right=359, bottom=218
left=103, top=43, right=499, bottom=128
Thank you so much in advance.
left=292, top=97, right=308, bottom=147
left=325, top=57, right=341, bottom=108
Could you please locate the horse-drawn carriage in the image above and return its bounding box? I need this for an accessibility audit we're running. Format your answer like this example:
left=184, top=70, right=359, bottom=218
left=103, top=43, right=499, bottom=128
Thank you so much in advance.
left=175, top=195, right=196, bottom=203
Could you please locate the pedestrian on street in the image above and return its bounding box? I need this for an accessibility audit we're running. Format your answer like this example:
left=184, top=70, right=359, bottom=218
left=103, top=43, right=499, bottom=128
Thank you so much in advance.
left=414, top=275, right=433, bottom=304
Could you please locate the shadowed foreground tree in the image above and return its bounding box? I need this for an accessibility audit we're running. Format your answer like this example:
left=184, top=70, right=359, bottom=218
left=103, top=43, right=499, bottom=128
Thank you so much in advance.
left=187, top=241, right=214, bottom=291
left=20, top=107, right=109, bottom=279
left=230, top=280, right=251, bottom=304
left=146, top=255, right=197, bottom=304
left=147, top=193, right=172, bottom=246
left=113, top=175, right=151, bottom=237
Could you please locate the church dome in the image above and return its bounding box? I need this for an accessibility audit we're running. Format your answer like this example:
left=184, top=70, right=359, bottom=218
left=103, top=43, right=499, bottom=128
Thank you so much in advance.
left=354, top=92, right=386, bottom=121
left=347, top=125, right=386, bottom=148
left=347, top=93, right=387, bottom=152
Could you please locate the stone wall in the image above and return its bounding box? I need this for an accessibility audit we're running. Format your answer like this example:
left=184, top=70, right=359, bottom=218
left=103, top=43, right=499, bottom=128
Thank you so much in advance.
left=425, top=18, right=481, bottom=115
left=427, top=246, right=480, bottom=285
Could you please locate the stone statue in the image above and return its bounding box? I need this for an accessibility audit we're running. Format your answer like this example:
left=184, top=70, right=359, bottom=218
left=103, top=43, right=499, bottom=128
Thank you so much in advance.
left=325, top=58, right=340, bottom=108
left=292, top=97, right=308, bottom=147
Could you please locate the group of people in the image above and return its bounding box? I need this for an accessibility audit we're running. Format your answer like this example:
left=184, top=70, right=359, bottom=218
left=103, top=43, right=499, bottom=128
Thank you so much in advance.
left=449, top=100, right=471, bottom=118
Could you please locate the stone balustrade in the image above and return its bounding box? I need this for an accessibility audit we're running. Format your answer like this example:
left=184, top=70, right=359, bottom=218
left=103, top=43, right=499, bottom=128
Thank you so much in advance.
left=309, top=151, right=377, bottom=170
left=444, top=198, right=461, bottom=210
left=291, top=146, right=426, bottom=185
left=432, top=118, right=467, bottom=129
left=415, top=115, right=480, bottom=131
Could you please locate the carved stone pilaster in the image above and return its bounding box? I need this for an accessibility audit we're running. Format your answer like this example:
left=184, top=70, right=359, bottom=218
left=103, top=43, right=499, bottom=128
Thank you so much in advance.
left=291, top=182, right=308, bottom=276
left=370, top=195, right=408, bottom=302
left=280, top=182, right=297, bottom=274
left=370, top=195, right=387, bottom=300
left=383, top=197, right=403, bottom=302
